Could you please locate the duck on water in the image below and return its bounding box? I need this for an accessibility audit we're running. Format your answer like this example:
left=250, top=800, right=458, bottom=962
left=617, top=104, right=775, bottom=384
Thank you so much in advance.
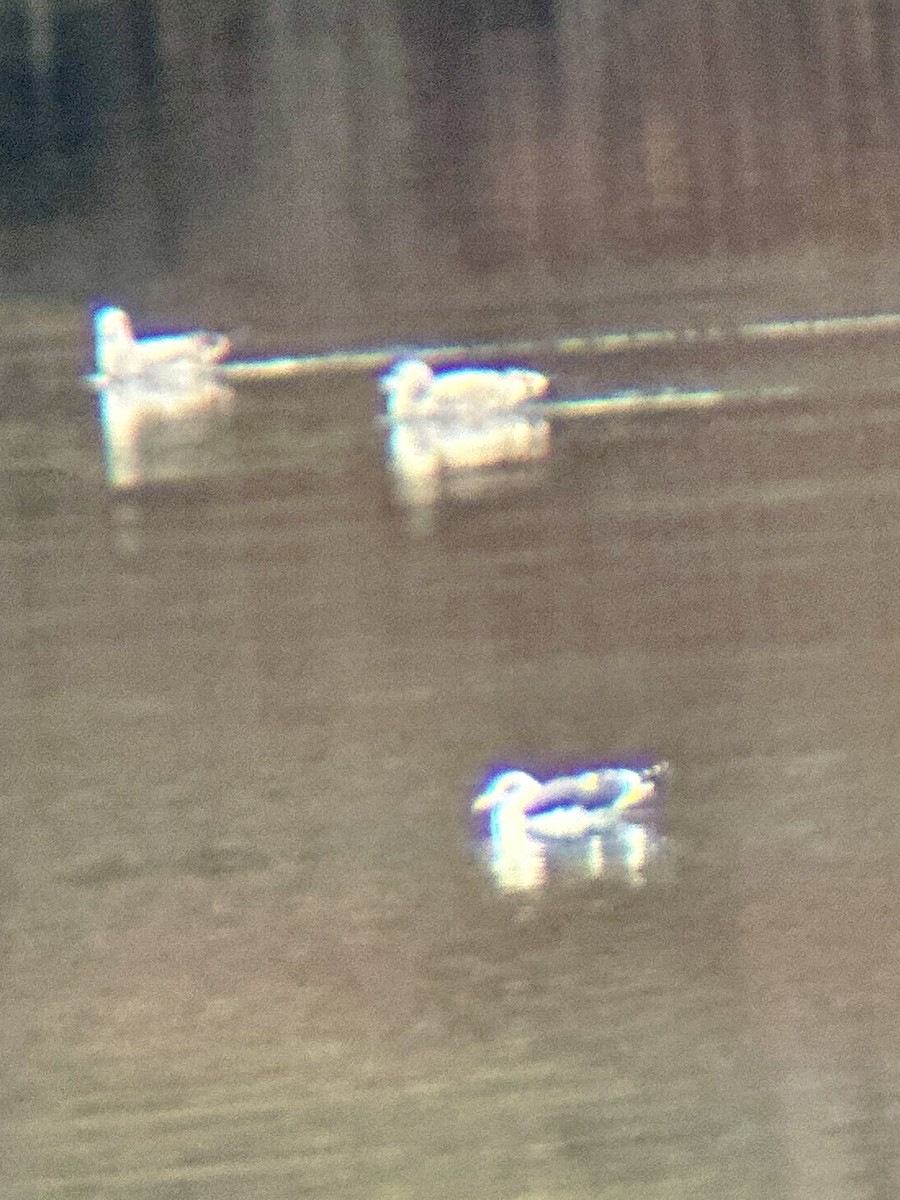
left=92, top=307, right=232, bottom=489
left=472, top=764, right=669, bottom=892
left=380, top=359, right=553, bottom=491
left=93, top=306, right=230, bottom=389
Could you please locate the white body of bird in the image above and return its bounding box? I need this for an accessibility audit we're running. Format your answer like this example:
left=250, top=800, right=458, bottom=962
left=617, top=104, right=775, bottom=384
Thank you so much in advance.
left=380, top=359, right=552, bottom=491
left=94, top=307, right=230, bottom=387
left=382, top=359, right=550, bottom=421
left=472, top=766, right=665, bottom=892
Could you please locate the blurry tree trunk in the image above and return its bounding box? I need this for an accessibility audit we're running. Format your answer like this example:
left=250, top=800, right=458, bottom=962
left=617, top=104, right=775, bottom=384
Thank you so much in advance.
left=632, top=2, right=687, bottom=255
left=555, top=0, right=614, bottom=260
left=777, top=9, right=821, bottom=245
left=847, top=0, right=894, bottom=240
left=680, top=0, right=726, bottom=254
left=250, top=0, right=356, bottom=316
left=399, top=5, right=481, bottom=289
left=818, top=0, right=853, bottom=233
left=627, top=3, right=654, bottom=250
left=24, top=0, right=57, bottom=209
left=746, top=0, right=791, bottom=246
left=474, top=28, right=546, bottom=277
left=745, top=4, right=803, bottom=246
left=704, top=0, right=762, bottom=251
left=344, top=1, right=423, bottom=305
left=878, top=0, right=900, bottom=232
left=103, top=0, right=165, bottom=277
left=600, top=1, right=644, bottom=255
left=24, top=0, right=52, bottom=129
left=888, top=0, right=900, bottom=117
left=154, top=0, right=240, bottom=275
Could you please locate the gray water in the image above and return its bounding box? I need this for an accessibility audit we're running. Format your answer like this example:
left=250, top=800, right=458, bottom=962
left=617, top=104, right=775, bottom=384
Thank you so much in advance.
left=2, top=345, right=899, bottom=1198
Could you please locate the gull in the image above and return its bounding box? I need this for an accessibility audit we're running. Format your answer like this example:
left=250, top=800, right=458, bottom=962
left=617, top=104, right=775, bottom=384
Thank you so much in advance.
left=379, top=359, right=552, bottom=490
left=93, top=308, right=232, bottom=489
left=472, top=764, right=667, bottom=892
left=93, top=306, right=230, bottom=389
left=381, top=358, right=550, bottom=422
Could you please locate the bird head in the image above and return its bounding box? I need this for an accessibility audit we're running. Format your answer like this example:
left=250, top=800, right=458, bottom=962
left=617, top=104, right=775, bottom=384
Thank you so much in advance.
left=94, top=307, right=136, bottom=378
left=94, top=306, right=133, bottom=341
left=380, top=359, right=435, bottom=417
left=471, top=770, right=543, bottom=814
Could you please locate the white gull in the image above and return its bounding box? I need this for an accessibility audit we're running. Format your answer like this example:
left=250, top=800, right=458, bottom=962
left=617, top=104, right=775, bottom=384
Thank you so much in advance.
left=379, top=359, right=552, bottom=489
left=472, top=765, right=667, bottom=892
left=93, top=307, right=232, bottom=489
left=94, top=306, right=230, bottom=388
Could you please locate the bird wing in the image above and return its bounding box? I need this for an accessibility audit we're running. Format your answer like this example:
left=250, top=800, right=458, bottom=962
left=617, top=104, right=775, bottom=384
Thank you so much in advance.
left=525, top=771, right=655, bottom=820
left=429, top=370, right=522, bottom=420
left=527, top=804, right=621, bottom=840
left=527, top=806, right=592, bottom=839
left=534, top=772, right=624, bottom=809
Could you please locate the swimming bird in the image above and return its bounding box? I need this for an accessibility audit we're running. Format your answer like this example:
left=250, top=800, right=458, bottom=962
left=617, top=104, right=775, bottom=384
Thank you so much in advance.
left=381, top=359, right=552, bottom=488
left=472, top=765, right=667, bottom=891
left=93, top=309, right=232, bottom=489
left=381, top=359, right=550, bottom=423
left=93, top=306, right=230, bottom=388
left=473, top=766, right=662, bottom=837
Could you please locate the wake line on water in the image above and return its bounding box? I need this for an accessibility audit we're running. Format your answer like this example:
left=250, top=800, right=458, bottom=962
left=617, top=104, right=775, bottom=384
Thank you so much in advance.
left=216, top=309, right=900, bottom=384
left=73, top=308, right=900, bottom=393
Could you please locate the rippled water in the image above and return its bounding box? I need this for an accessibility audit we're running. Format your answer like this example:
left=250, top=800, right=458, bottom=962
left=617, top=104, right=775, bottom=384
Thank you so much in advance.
left=2, top=341, right=899, bottom=1198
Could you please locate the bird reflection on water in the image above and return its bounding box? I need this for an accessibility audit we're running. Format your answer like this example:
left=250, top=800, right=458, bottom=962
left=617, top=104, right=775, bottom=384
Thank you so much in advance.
left=98, top=377, right=234, bottom=490
left=471, top=763, right=670, bottom=894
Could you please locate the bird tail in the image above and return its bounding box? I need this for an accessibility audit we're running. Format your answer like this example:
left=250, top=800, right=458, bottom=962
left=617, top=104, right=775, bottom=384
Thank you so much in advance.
left=640, top=760, right=671, bottom=781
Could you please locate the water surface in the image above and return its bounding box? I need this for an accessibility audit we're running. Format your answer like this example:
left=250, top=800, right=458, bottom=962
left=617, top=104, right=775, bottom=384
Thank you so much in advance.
left=2, top=348, right=898, bottom=1198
